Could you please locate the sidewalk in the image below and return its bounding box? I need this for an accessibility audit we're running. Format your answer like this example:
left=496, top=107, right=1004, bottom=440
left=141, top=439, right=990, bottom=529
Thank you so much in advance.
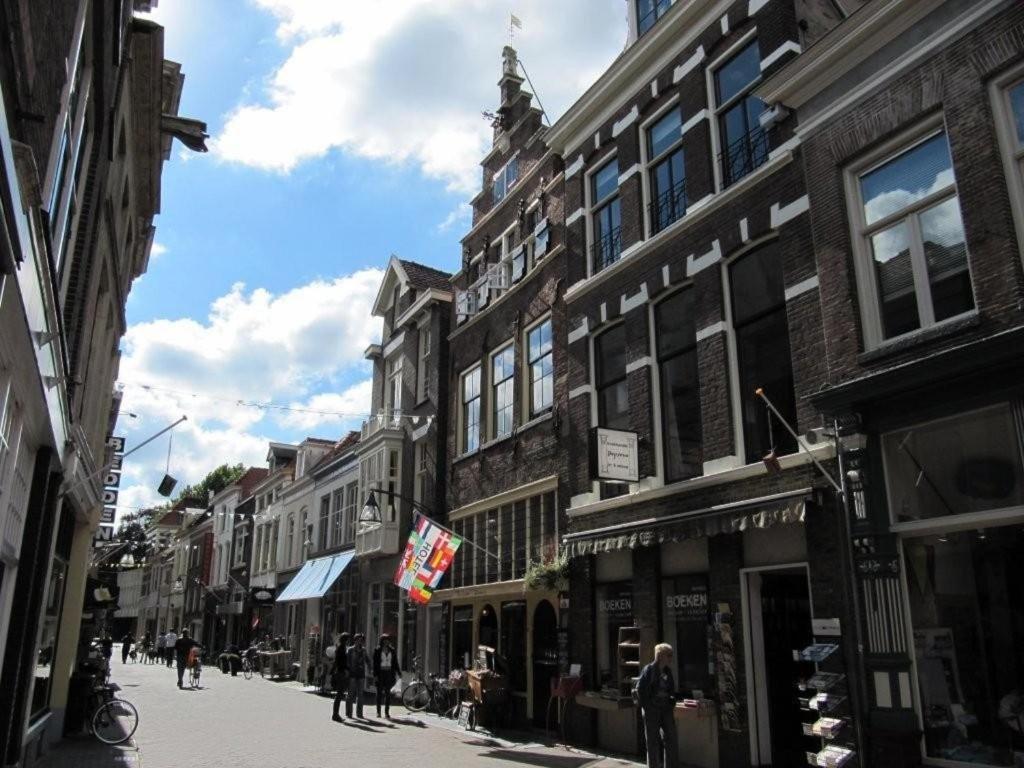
left=35, top=737, right=140, bottom=768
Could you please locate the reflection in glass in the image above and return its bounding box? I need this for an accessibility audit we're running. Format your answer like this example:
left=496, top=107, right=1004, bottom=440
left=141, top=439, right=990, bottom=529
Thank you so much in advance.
left=860, top=133, right=954, bottom=226
left=870, top=221, right=918, bottom=338
left=920, top=197, right=973, bottom=322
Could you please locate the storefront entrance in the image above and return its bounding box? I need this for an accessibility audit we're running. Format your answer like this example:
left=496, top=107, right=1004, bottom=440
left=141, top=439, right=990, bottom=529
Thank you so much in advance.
left=743, top=565, right=813, bottom=767
left=532, top=599, right=558, bottom=726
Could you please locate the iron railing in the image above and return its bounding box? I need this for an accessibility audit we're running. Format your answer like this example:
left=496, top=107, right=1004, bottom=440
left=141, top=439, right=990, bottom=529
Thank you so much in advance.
left=591, top=226, right=622, bottom=274
left=719, top=126, right=769, bottom=187
left=648, top=179, right=687, bottom=235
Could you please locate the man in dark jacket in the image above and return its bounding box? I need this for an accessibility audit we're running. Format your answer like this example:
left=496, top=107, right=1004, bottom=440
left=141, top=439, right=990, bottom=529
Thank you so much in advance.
left=345, top=634, right=370, bottom=719
left=174, top=630, right=200, bottom=689
left=121, top=633, right=133, bottom=664
left=372, top=634, right=402, bottom=719
left=331, top=632, right=351, bottom=722
left=635, top=643, right=679, bottom=768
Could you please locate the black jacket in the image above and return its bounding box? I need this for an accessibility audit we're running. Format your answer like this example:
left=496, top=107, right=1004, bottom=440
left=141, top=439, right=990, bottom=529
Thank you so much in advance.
left=346, top=645, right=370, bottom=679
left=635, top=661, right=676, bottom=710
left=372, top=647, right=401, bottom=680
left=331, top=644, right=349, bottom=675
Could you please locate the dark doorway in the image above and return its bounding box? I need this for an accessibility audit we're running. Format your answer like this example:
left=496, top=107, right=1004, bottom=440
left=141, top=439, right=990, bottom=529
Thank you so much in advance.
left=452, top=606, right=474, bottom=669
left=532, top=600, right=558, bottom=726
left=479, top=604, right=498, bottom=650
left=752, top=569, right=813, bottom=767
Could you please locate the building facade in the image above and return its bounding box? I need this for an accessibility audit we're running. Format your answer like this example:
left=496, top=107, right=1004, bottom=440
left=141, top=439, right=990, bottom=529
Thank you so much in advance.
left=437, top=46, right=568, bottom=726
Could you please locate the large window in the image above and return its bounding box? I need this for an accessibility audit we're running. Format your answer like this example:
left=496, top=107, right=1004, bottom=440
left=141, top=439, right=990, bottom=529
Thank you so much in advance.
left=528, top=319, right=553, bottom=416
left=318, top=495, right=330, bottom=551
left=331, top=488, right=344, bottom=547
left=647, top=108, right=686, bottom=234
left=491, top=344, right=515, bottom=439
left=994, top=69, right=1024, bottom=260
left=729, top=244, right=797, bottom=464
left=344, top=482, right=358, bottom=543
left=416, top=325, right=431, bottom=403
left=714, top=40, right=768, bottom=187
left=595, top=581, right=634, bottom=688
left=905, top=527, right=1024, bottom=766
left=850, top=129, right=972, bottom=344
left=462, top=366, right=482, bottom=454
left=387, top=357, right=403, bottom=414
left=492, top=155, right=519, bottom=204
left=656, top=288, right=702, bottom=481
left=591, top=159, right=622, bottom=273
left=636, top=0, right=671, bottom=36
left=595, top=325, right=629, bottom=431
left=660, top=574, right=710, bottom=697
left=883, top=403, right=1024, bottom=525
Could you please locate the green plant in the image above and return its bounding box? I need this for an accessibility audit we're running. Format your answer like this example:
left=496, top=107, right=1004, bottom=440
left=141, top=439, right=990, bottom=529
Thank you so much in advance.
left=523, top=553, right=569, bottom=592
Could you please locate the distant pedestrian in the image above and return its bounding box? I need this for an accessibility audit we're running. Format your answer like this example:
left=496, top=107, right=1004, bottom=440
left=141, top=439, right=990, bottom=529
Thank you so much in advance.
left=174, top=630, right=199, bottom=689
left=331, top=632, right=351, bottom=722
left=121, top=633, right=134, bottom=664
left=156, top=632, right=166, bottom=664
left=345, top=634, right=370, bottom=719
left=635, top=643, right=678, bottom=768
left=164, top=628, right=178, bottom=668
left=372, top=634, right=401, bottom=719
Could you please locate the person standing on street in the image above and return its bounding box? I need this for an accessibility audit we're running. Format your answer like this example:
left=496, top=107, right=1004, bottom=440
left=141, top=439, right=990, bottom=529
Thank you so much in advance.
left=121, top=632, right=134, bottom=664
left=635, top=643, right=679, bottom=768
left=164, top=628, right=178, bottom=668
left=372, top=634, right=401, bottom=719
left=331, top=632, right=351, bottom=722
left=174, top=629, right=199, bottom=689
left=155, top=632, right=165, bottom=664
left=345, top=634, right=370, bottom=719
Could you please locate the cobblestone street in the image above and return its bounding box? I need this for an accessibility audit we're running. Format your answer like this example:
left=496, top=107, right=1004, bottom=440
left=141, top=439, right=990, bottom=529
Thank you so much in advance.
left=40, top=656, right=639, bottom=768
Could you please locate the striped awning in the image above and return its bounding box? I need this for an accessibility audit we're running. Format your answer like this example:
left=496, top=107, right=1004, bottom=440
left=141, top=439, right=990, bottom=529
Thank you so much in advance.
left=276, top=551, right=355, bottom=602
left=562, top=492, right=808, bottom=558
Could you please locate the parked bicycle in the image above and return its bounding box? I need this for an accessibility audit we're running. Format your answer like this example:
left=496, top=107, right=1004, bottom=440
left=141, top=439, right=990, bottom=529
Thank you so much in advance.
left=241, top=654, right=255, bottom=680
left=402, top=656, right=458, bottom=716
left=87, top=682, right=138, bottom=745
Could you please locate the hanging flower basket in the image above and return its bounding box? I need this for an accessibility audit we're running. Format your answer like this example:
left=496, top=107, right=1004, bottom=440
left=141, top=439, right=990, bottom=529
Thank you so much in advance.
left=523, top=554, right=569, bottom=593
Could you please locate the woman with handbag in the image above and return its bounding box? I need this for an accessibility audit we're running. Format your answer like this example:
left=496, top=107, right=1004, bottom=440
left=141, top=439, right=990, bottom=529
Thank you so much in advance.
left=372, top=634, right=401, bottom=719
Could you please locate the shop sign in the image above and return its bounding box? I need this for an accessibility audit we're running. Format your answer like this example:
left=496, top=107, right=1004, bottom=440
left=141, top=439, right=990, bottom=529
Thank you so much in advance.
left=251, top=588, right=275, bottom=603
left=100, top=507, right=116, bottom=524
left=590, top=428, right=639, bottom=483
left=93, top=525, right=114, bottom=543
left=597, top=583, right=632, bottom=620
left=664, top=583, right=708, bottom=621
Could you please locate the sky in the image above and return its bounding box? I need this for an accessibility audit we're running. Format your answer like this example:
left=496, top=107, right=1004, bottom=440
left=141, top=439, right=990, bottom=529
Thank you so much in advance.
left=115, top=0, right=627, bottom=517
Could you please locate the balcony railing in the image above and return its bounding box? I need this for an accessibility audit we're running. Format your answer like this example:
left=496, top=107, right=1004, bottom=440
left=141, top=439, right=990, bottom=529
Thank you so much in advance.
left=591, top=226, right=622, bottom=274
left=355, top=521, right=401, bottom=557
left=719, top=126, right=769, bottom=188
left=648, top=179, right=687, bottom=235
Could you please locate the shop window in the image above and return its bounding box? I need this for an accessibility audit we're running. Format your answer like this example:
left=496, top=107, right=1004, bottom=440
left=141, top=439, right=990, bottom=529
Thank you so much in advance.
left=849, top=127, right=973, bottom=344
left=647, top=107, right=686, bottom=234
left=714, top=39, right=768, bottom=187
left=656, top=287, right=702, bottom=481
left=590, top=158, right=622, bottom=273
left=501, top=601, right=528, bottom=692
left=905, top=527, right=1024, bottom=766
left=451, top=606, right=474, bottom=670
left=479, top=604, right=498, bottom=649
left=595, top=324, right=629, bottom=431
left=883, top=403, right=1024, bottom=525
left=729, top=242, right=797, bottom=464
left=660, top=574, right=710, bottom=697
left=331, top=488, right=344, bottom=547
left=595, top=581, right=634, bottom=689
left=402, top=596, right=418, bottom=672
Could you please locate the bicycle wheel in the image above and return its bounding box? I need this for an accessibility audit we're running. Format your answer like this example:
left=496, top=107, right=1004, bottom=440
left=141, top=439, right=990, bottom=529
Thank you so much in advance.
left=92, top=698, right=138, bottom=745
left=402, top=681, right=429, bottom=711
left=242, top=660, right=253, bottom=680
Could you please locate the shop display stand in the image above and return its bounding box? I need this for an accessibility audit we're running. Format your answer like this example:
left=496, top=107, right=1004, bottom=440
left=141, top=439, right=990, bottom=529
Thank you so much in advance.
left=617, top=627, right=641, bottom=696
left=795, top=638, right=857, bottom=768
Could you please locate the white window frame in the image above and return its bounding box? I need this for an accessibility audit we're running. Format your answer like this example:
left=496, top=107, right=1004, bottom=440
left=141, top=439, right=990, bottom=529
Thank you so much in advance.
left=414, top=441, right=429, bottom=508
left=492, top=152, right=520, bottom=204
left=639, top=94, right=683, bottom=240
left=416, top=323, right=431, bottom=404
left=524, top=315, right=554, bottom=418
left=991, top=61, right=1024, bottom=273
left=585, top=150, right=621, bottom=279
left=459, top=363, right=483, bottom=456
left=489, top=340, right=516, bottom=440
left=387, top=355, right=403, bottom=415
left=706, top=28, right=759, bottom=193
left=843, top=116, right=974, bottom=350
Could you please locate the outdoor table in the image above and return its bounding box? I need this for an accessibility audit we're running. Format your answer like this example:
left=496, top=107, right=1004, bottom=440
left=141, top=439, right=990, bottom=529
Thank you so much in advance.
left=257, top=650, right=292, bottom=679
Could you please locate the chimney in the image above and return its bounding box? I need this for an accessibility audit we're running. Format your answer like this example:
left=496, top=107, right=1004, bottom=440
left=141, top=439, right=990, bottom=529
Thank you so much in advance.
left=499, top=46, right=523, bottom=107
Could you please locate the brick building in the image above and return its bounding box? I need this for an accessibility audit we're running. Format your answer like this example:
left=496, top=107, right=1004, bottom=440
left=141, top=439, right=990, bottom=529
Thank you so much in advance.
left=756, top=1, right=1024, bottom=766
left=435, top=46, right=567, bottom=725
left=544, top=1, right=859, bottom=765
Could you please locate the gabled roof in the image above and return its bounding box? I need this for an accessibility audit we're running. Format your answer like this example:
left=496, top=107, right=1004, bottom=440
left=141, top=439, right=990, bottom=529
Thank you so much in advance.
left=371, top=255, right=452, bottom=316
left=309, top=431, right=360, bottom=475
left=400, top=259, right=452, bottom=291
left=236, top=467, right=269, bottom=498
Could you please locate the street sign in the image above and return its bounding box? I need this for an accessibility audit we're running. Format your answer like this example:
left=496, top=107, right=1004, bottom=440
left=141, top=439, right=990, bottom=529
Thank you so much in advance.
left=590, top=427, right=640, bottom=483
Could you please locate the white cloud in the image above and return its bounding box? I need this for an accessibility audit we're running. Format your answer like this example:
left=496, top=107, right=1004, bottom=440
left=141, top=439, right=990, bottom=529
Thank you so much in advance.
left=437, top=202, right=471, bottom=233
left=114, top=270, right=383, bottom=517
left=150, top=242, right=168, bottom=261
left=214, top=1, right=626, bottom=192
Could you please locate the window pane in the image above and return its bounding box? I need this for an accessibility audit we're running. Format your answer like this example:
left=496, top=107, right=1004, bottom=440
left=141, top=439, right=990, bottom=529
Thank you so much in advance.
left=656, top=289, right=696, bottom=358
left=648, top=109, right=681, bottom=159
left=660, top=349, right=702, bottom=482
left=651, top=150, right=686, bottom=233
left=593, top=159, right=619, bottom=203
left=599, top=382, right=630, bottom=431
left=729, top=243, right=786, bottom=326
left=595, top=582, right=634, bottom=688
left=882, top=404, right=1024, bottom=523
left=735, top=309, right=797, bottom=463
left=920, top=197, right=973, bottom=322
left=905, top=528, right=1024, bottom=765
left=595, top=325, right=626, bottom=387
left=860, top=132, right=955, bottom=225
left=870, top=221, right=920, bottom=338
left=1011, top=81, right=1024, bottom=145
left=715, top=42, right=760, bottom=104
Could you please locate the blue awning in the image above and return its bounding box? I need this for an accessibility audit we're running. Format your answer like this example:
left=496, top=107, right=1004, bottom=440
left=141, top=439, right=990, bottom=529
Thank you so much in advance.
left=276, top=551, right=355, bottom=602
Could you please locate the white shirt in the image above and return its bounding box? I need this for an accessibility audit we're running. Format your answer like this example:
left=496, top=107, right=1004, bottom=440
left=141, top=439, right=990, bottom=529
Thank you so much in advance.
left=380, top=649, right=393, bottom=671
left=165, top=632, right=177, bottom=647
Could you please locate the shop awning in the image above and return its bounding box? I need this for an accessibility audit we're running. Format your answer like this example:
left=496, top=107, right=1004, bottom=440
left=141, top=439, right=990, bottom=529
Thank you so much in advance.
left=562, top=490, right=809, bottom=558
left=276, top=551, right=355, bottom=602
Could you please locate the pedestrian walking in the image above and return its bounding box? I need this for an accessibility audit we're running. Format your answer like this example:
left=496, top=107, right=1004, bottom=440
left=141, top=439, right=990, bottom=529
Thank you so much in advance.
left=345, top=634, right=370, bottom=719
left=141, top=631, right=153, bottom=664
left=121, top=632, right=134, bottom=664
left=635, top=643, right=679, bottom=768
left=372, top=634, right=401, bottom=719
left=156, top=632, right=166, bottom=664
left=330, top=632, right=351, bottom=722
left=164, top=628, right=178, bottom=668
left=174, top=629, right=199, bottom=689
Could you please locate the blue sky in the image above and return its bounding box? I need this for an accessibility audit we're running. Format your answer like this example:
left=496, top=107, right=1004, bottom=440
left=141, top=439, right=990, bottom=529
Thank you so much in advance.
left=116, top=0, right=625, bottom=514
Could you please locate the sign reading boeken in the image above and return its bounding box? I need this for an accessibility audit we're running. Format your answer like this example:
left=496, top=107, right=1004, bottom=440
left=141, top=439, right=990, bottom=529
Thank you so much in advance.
left=590, top=427, right=639, bottom=483
left=98, top=435, right=126, bottom=538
